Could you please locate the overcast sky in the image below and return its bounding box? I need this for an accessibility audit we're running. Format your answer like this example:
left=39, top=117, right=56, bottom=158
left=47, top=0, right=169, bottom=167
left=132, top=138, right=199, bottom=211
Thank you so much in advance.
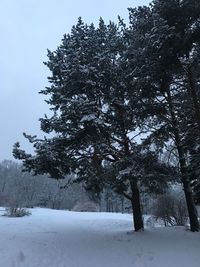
left=0, top=0, right=150, bottom=161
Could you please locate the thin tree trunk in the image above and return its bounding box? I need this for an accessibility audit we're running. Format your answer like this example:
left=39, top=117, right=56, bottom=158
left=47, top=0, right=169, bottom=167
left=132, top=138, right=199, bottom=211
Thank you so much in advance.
left=121, top=197, right=124, bottom=213
left=166, top=87, right=199, bottom=232
left=130, top=180, right=144, bottom=231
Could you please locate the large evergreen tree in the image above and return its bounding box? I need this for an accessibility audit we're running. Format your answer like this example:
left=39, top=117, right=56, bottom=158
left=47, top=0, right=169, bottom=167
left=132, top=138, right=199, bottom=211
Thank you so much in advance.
left=13, top=17, right=173, bottom=231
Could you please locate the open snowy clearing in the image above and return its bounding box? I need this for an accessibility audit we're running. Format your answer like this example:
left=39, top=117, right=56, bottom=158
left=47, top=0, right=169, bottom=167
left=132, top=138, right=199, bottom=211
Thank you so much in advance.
left=0, top=208, right=200, bottom=267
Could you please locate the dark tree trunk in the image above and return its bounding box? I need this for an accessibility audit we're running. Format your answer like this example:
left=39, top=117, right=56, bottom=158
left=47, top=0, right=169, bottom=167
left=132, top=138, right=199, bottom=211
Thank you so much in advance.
left=121, top=197, right=124, bottom=213
left=187, top=66, right=200, bottom=133
left=166, top=87, right=199, bottom=232
left=130, top=180, right=144, bottom=231
left=176, top=143, right=199, bottom=231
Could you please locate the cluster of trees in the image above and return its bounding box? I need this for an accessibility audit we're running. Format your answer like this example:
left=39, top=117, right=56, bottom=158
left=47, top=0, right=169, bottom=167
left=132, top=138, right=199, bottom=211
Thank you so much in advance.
left=0, top=160, right=88, bottom=210
left=0, top=160, right=133, bottom=213
left=13, top=0, right=200, bottom=231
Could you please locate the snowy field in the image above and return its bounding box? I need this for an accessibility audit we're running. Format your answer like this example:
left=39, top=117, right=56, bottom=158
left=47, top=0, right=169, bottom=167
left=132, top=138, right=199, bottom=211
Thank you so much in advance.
left=0, top=208, right=200, bottom=267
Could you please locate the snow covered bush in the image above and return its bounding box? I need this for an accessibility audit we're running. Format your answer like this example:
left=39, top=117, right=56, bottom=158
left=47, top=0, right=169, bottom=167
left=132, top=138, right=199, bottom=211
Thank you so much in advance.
left=73, top=201, right=99, bottom=212
left=4, top=207, right=31, bottom=217
left=152, top=190, right=188, bottom=226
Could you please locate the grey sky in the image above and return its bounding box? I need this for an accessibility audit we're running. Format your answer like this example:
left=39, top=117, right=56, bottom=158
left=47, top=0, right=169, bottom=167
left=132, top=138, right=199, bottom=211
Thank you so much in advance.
left=0, top=0, right=150, bottom=160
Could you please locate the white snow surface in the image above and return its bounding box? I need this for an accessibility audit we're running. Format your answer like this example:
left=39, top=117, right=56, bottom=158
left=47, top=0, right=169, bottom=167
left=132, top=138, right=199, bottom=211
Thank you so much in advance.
left=0, top=208, right=200, bottom=267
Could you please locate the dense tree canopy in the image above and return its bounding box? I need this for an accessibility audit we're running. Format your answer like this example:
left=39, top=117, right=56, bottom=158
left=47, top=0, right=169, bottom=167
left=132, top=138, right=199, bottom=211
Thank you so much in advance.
left=13, top=0, right=200, bottom=231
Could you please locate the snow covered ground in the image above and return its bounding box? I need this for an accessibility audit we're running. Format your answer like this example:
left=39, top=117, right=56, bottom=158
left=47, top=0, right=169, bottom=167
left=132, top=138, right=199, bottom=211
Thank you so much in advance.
left=0, top=208, right=200, bottom=267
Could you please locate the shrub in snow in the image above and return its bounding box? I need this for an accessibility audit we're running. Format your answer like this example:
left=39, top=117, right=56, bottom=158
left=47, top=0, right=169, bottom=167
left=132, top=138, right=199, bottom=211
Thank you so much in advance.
left=145, top=216, right=157, bottom=228
left=4, top=207, right=31, bottom=217
left=152, top=190, right=188, bottom=226
left=73, top=201, right=99, bottom=212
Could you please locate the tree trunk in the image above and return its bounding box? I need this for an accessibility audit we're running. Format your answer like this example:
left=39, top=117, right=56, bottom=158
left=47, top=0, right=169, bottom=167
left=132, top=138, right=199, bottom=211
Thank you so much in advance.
left=176, top=140, right=199, bottom=231
left=121, top=197, right=124, bottom=213
left=130, top=180, right=144, bottom=231
left=187, top=66, right=200, bottom=133
left=166, top=87, right=199, bottom=232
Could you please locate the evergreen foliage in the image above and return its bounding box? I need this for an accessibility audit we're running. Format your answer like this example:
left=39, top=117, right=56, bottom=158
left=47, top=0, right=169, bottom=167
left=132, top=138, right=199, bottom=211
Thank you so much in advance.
left=13, top=0, right=200, bottom=231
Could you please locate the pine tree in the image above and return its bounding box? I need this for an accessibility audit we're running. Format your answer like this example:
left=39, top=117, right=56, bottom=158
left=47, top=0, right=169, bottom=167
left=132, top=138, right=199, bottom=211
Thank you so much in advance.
left=13, top=17, right=174, bottom=231
left=125, top=1, right=200, bottom=231
left=14, top=18, right=146, bottom=230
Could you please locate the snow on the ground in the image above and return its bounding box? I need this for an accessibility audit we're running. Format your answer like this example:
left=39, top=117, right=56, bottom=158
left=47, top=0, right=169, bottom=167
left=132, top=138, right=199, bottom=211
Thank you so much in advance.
left=0, top=208, right=200, bottom=267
